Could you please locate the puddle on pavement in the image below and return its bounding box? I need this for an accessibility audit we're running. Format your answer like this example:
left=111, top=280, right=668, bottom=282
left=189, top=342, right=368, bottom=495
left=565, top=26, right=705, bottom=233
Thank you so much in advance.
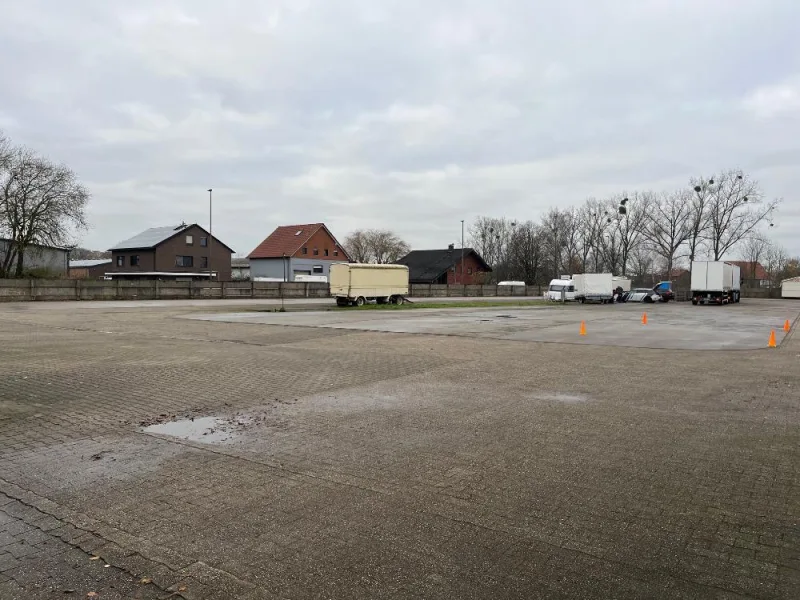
left=530, top=392, right=590, bottom=404
left=142, top=416, right=248, bottom=443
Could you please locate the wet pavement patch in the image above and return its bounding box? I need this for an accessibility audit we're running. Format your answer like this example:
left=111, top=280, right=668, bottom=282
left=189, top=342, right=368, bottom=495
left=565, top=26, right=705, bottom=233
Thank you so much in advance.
left=142, top=415, right=253, bottom=444
left=530, top=392, right=590, bottom=403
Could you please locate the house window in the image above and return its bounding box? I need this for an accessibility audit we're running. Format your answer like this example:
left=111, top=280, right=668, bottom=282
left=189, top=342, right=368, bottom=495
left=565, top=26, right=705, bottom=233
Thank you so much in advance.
left=313, top=248, right=319, bottom=256
left=333, top=250, right=339, bottom=256
left=324, top=249, right=329, bottom=256
left=200, top=237, right=208, bottom=247
left=175, top=255, right=194, bottom=267
left=130, top=255, right=140, bottom=267
left=200, top=256, right=208, bottom=268
left=312, top=265, right=323, bottom=274
left=468, top=267, right=473, bottom=275
left=186, top=235, right=193, bottom=245
left=302, top=247, right=308, bottom=255
left=116, top=256, right=124, bottom=267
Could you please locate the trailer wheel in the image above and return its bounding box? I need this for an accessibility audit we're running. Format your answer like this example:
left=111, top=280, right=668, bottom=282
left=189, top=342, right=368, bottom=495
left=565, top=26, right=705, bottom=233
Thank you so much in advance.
left=355, top=296, right=366, bottom=307
left=336, top=298, right=348, bottom=307
left=393, top=295, right=404, bottom=305
left=691, top=298, right=698, bottom=305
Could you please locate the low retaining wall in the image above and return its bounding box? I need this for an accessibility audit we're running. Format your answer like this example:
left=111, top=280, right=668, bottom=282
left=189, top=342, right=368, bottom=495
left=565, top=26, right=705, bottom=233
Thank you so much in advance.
left=0, top=279, right=779, bottom=302
left=0, top=280, right=330, bottom=302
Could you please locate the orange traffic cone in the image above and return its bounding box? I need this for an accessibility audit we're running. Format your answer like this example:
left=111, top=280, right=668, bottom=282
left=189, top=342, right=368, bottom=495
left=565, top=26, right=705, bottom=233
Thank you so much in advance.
left=579, top=321, right=586, bottom=336
left=641, top=312, right=648, bottom=325
left=768, top=330, right=776, bottom=348
left=784, top=319, right=791, bottom=332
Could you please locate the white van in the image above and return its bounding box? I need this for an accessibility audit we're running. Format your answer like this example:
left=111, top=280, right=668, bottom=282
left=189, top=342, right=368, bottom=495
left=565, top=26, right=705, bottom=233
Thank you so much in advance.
left=547, top=278, right=575, bottom=301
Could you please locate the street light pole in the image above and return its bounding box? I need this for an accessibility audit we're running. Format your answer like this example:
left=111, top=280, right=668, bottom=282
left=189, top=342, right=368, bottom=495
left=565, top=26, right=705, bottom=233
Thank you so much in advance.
left=460, top=220, right=465, bottom=284
left=207, top=189, right=213, bottom=280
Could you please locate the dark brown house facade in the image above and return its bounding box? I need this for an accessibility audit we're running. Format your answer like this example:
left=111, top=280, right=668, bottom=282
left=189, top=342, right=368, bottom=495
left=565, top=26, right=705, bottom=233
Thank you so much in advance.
left=108, top=224, right=234, bottom=280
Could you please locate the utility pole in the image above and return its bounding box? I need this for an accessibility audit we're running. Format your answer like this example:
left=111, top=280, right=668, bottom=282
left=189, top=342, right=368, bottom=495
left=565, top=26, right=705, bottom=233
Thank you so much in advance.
left=207, top=189, right=213, bottom=280
left=461, top=220, right=465, bottom=284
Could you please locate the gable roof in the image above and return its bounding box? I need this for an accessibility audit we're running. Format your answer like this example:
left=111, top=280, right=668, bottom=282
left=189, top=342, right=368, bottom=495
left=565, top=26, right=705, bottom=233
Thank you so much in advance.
left=248, top=223, right=350, bottom=260
left=396, top=248, right=491, bottom=282
left=109, top=224, right=234, bottom=253
left=729, top=261, right=768, bottom=280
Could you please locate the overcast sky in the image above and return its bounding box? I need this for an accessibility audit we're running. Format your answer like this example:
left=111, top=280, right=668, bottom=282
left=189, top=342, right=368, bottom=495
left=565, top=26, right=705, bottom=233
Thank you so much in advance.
left=1, top=0, right=798, bottom=257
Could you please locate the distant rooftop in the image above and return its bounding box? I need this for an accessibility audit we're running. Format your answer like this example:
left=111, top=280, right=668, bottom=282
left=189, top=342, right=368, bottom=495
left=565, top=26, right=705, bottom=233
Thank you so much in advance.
left=69, top=259, right=112, bottom=268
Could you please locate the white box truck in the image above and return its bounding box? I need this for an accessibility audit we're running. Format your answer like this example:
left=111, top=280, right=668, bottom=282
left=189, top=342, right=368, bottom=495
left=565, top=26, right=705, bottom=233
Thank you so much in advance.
left=330, top=263, right=409, bottom=307
left=573, top=273, right=613, bottom=304
left=690, top=261, right=741, bottom=305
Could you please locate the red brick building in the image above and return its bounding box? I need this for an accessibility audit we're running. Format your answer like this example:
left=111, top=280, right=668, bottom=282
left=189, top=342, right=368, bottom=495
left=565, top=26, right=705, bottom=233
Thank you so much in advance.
left=397, top=247, right=491, bottom=284
left=248, top=223, right=350, bottom=281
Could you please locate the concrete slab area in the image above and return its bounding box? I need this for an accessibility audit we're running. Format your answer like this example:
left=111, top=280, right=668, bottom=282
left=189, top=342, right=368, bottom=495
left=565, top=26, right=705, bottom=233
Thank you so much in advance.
left=1, top=298, right=799, bottom=599
left=189, top=300, right=799, bottom=350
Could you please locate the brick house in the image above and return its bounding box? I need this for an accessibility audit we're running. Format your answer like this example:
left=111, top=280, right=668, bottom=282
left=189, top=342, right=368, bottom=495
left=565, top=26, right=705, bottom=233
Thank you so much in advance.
left=397, top=246, right=491, bottom=284
left=728, top=261, right=770, bottom=287
left=248, top=223, right=350, bottom=281
left=107, top=224, right=234, bottom=280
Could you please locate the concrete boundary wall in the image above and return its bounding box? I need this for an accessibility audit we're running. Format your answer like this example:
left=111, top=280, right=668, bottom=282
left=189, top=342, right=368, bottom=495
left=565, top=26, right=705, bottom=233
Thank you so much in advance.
left=0, top=279, right=780, bottom=302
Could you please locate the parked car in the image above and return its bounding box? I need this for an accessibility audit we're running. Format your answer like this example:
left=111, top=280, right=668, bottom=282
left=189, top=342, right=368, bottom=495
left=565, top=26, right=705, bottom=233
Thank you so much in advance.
left=625, top=288, right=662, bottom=303
left=653, top=281, right=674, bottom=302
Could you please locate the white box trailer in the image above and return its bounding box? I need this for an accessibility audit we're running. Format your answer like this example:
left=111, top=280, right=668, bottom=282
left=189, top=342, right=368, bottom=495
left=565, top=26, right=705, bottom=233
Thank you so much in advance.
left=782, top=277, right=800, bottom=299
left=690, top=261, right=741, bottom=305
left=573, top=273, right=613, bottom=303
left=612, top=276, right=632, bottom=292
left=329, top=263, right=409, bottom=306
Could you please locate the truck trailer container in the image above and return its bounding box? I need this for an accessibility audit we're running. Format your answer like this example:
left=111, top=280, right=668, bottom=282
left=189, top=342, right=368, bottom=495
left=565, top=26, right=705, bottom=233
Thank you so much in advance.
left=573, top=273, right=613, bottom=304
left=690, top=261, right=741, bottom=305
left=781, top=277, right=800, bottom=299
left=329, top=263, right=409, bottom=306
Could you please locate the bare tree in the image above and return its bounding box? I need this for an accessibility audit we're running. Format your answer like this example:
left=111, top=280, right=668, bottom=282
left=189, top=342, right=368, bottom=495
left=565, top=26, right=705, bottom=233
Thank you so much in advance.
left=507, top=221, right=544, bottom=284
left=468, top=216, right=514, bottom=280
left=627, top=242, right=657, bottom=283
left=1, top=141, right=89, bottom=278
left=343, top=229, right=410, bottom=264
left=612, top=191, right=650, bottom=276
left=687, top=176, right=714, bottom=266
left=642, top=189, right=693, bottom=278
left=369, top=230, right=410, bottom=264
left=704, top=170, right=779, bottom=260
left=576, top=199, right=606, bottom=272
left=738, top=233, right=770, bottom=279
left=763, top=243, right=788, bottom=287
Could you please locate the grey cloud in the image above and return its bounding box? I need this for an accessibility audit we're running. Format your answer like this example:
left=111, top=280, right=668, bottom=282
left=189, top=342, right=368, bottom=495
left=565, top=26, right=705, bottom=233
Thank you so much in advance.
left=0, top=0, right=798, bottom=257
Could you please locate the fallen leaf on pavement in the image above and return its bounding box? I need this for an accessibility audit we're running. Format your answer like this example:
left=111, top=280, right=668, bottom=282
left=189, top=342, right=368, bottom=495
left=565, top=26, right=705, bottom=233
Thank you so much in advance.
left=139, top=577, right=152, bottom=584
left=87, top=593, right=99, bottom=599
left=89, top=556, right=101, bottom=561
left=178, top=586, right=187, bottom=592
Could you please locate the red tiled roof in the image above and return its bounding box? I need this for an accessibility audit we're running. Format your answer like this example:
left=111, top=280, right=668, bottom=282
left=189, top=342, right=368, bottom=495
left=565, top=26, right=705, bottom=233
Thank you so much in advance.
left=247, top=223, right=350, bottom=260
left=728, top=261, right=768, bottom=280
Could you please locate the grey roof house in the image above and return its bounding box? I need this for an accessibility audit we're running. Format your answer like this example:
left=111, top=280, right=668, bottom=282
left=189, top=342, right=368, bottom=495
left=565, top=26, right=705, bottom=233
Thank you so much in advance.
left=108, top=223, right=234, bottom=280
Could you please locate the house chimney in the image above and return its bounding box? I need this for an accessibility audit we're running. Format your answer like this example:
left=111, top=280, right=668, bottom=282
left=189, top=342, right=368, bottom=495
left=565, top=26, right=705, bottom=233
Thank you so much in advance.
left=447, top=243, right=454, bottom=251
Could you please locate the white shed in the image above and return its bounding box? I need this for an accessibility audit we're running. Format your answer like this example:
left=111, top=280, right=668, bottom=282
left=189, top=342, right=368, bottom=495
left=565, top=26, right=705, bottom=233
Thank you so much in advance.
left=781, top=276, right=800, bottom=299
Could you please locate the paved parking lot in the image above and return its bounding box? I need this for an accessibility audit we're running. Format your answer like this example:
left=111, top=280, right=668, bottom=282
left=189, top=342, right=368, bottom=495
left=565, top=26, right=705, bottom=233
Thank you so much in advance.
left=192, top=301, right=796, bottom=350
left=0, top=298, right=798, bottom=599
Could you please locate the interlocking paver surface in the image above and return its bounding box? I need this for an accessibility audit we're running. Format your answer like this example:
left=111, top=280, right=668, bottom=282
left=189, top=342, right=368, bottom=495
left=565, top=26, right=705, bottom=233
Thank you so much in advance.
left=0, top=299, right=798, bottom=599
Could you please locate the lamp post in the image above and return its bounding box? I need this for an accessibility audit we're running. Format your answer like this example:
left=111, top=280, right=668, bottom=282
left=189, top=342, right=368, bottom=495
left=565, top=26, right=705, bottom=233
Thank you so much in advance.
left=207, top=189, right=213, bottom=280
left=460, top=220, right=464, bottom=284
